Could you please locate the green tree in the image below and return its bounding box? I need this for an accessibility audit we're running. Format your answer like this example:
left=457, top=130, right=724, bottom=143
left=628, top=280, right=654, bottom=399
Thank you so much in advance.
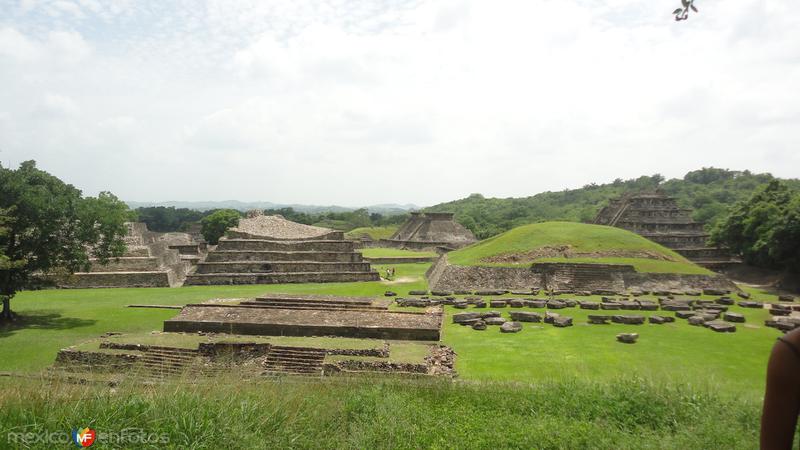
left=711, top=180, right=800, bottom=272
left=0, top=161, right=130, bottom=320
left=201, top=209, right=241, bottom=244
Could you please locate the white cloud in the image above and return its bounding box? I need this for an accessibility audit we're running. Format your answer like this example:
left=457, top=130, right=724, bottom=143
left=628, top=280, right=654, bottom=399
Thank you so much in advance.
left=0, top=0, right=798, bottom=205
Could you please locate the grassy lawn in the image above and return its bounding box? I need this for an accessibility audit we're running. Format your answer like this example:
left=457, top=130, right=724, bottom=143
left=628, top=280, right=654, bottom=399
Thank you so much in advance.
left=447, top=221, right=711, bottom=274
left=0, top=263, right=429, bottom=372
left=442, top=294, right=777, bottom=399
left=344, top=226, right=398, bottom=240
left=358, top=247, right=438, bottom=258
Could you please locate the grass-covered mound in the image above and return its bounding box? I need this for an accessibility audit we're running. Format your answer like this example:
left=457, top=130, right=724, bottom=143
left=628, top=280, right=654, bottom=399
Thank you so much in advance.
left=447, top=222, right=711, bottom=274
left=345, top=226, right=398, bottom=240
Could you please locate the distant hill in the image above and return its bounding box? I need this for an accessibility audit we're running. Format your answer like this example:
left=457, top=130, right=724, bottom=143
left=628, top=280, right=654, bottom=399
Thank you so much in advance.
left=125, top=200, right=417, bottom=215
left=425, top=168, right=800, bottom=240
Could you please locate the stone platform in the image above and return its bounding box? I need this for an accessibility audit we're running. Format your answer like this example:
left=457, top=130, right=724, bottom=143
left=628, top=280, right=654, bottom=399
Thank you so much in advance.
left=184, top=230, right=380, bottom=286
left=163, top=298, right=442, bottom=340
left=57, top=223, right=194, bottom=288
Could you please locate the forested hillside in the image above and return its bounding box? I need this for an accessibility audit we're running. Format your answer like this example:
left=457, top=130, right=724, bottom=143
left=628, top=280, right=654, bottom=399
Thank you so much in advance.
left=425, top=168, right=800, bottom=240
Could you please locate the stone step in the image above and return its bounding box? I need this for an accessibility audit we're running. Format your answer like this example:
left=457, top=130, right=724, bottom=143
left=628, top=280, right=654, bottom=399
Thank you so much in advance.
left=146, top=347, right=199, bottom=356
left=141, top=354, right=195, bottom=364
left=252, top=300, right=376, bottom=307
left=206, top=251, right=363, bottom=263
left=194, top=261, right=374, bottom=274
left=255, top=296, right=375, bottom=306
left=238, top=302, right=383, bottom=312
left=216, top=239, right=356, bottom=253
left=58, top=271, right=171, bottom=288
left=183, top=271, right=381, bottom=286
left=87, top=257, right=161, bottom=272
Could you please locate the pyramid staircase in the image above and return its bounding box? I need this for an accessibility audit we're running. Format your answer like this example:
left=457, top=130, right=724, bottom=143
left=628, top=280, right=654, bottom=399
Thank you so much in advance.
left=261, top=346, right=326, bottom=377
left=138, top=346, right=199, bottom=379
left=184, top=236, right=379, bottom=286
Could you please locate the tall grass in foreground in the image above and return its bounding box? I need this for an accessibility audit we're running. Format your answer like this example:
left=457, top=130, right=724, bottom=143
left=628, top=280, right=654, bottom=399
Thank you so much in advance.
left=0, top=375, right=766, bottom=449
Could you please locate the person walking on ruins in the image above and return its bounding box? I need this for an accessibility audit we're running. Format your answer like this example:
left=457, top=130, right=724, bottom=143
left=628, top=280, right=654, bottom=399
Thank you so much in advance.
left=760, top=327, right=800, bottom=449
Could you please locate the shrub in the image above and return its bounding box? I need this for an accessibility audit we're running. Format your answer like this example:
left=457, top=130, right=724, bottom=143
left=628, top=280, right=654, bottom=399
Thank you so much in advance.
left=200, top=209, right=240, bottom=244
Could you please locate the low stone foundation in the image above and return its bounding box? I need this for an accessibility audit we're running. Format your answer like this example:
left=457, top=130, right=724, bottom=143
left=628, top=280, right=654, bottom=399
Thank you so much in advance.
left=427, top=255, right=739, bottom=293
left=164, top=304, right=442, bottom=340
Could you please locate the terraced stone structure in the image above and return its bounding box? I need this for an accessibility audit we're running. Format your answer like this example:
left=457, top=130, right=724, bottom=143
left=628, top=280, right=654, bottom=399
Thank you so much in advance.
left=593, top=191, right=740, bottom=270
left=380, top=212, right=477, bottom=251
left=185, top=213, right=379, bottom=285
left=57, top=222, right=193, bottom=288
left=164, top=294, right=443, bottom=340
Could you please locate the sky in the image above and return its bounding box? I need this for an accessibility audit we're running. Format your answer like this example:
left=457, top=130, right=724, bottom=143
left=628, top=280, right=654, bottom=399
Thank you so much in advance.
left=0, top=0, right=798, bottom=207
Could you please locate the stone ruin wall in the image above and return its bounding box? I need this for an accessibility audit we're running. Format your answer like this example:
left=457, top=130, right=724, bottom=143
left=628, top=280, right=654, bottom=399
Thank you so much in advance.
left=427, top=255, right=740, bottom=293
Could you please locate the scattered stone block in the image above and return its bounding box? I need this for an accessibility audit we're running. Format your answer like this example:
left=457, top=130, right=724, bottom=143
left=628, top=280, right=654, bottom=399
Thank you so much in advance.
left=619, top=301, right=641, bottom=310
left=472, top=320, right=487, bottom=331
left=648, top=316, right=668, bottom=324
left=600, top=302, right=621, bottom=310
left=579, top=302, right=601, bottom=310
left=484, top=317, right=507, bottom=326
left=638, top=301, right=658, bottom=311
left=525, top=300, right=547, bottom=308
left=384, top=291, right=397, bottom=297
left=500, top=321, right=523, bottom=333
left=675, top=311, right=695, bottom=319
left=723, top=312, right=745, bottom=323
left=553, top=316, right=573, bottom=328
left=431, top=290, right=453, bottom=297
left=738, top=301, right=763, bottom=308
left=707, top=321, right=736, bottom=333
left=563, top=299, right=577, bottom=307
left=489, top=300, right=508, bottom=308
left=616, top=333, right=639, bottom=344
left=408, top=290, right=428, bottom=296
left=715, top=297, right=734, bottom=306
left=737, top=292, right=751, bottom=299
left=661, top=303, right=691, bottom=311
left=544, top=312, right=560, bottom=324
left=453, top=312, right=481, bottom=324
left=480, top=311, right=501, bottom=319
left=511, top=290, right=532, bottom=296
left=453, top=302, right=468, bottom=309
left=587, top=315, right=612, bottom=324
left=685, top=290, right=702, bottom=296
left=779, top=295, right=796, bottom=302
left=454, top=290, right=472, bottom=295
left=474, top=300, right=487, bottom=308
left=576, top=291, right=592, bottom=296
left=769, top=307, right=792, bottom=316
left=509, top=311, right=542, bottom=323
left=630, top=290, right=644, bottom=297
left=698, top=312, right=720, bottom=321
left=703, top=288, right=729, bottom=296
left=547, top=300, right=566, bottom=310
left=509, top=299, right=525, bottom=308
left=688, top=316, right=706, bottom=326
left=476, top=290, right=507, bottom=296
left=612, top=315, right=645, bottom=325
